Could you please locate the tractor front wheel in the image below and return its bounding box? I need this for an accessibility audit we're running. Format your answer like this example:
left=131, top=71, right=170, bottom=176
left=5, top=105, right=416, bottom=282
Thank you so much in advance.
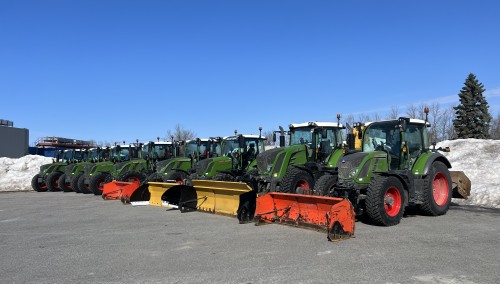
left=58, top=174, right=72, bottom=192
left=313, top=174, right=337, bottom=196
left=31, top=174, right=47, bottom=192
left=365, top=176, right=405, bottom=226
left=71, top=173, right=83, bottom=193
left=419, top=161, right=452, bottom=216
left=281, top=168, right=314, bottom=194
left=78, top=175, right=92, bottom=194
left=118, top=171, right=146, bottom=184
left=89, top=173, right=111, bottom=195
left=46, top=172, right=63, bottom=192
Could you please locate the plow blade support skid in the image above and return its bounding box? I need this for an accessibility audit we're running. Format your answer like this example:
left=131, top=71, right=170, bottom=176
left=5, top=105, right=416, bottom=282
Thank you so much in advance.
left=148, top=182, right=180, bottom=207
left=450, top=171, right=471, bottom=199
left=102, top=180, right=139, bottom=200
left=120, top=182, right=150, bottom=204
left=161, top=180, right=254, bottom=218
left=255, top=193, right=355, bottom=241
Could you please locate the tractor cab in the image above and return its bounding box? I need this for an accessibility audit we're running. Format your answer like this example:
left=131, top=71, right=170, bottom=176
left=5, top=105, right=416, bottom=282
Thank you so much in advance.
left=184, top=138, right=222, bottom=161
left=289, top=121, right=344, bottom=164
left=142, top=141, right=176, bottom=161
left=221, top=134, right=266, bottom=170
left=111, top=145, right=132, bottom=162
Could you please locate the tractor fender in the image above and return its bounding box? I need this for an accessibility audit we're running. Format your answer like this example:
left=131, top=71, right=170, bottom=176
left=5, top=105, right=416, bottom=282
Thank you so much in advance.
left=291, top=163, right=320, bottom=178
left=412, top=152, right=451, bottom=177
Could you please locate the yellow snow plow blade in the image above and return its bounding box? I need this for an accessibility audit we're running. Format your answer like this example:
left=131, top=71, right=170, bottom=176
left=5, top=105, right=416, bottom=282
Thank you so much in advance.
left=160, top=180, right=256, bottom=221
left=450, top=171, right=471, bottom=199
left=148, top=182, right=180, bottom=207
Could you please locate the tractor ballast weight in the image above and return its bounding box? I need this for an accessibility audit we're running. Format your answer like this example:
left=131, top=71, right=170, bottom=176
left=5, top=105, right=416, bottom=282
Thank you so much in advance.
left=159, top=180, right=256, bottom=221
left=254, top=192, right=355, bottom=241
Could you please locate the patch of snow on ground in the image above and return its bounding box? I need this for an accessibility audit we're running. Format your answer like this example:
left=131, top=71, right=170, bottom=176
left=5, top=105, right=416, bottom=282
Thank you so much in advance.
left=0, top=155, right=52, bottom=192
left=437, top=139, right=500, bottom=209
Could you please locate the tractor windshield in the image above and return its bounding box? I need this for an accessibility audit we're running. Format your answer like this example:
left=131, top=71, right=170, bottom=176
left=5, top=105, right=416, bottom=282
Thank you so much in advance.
left=222, top=138, right=240, bottom=156
left=154, top=144, right=174, bottom=160
left=363, top=121, right=401, bottom=153
left=60, top=151, right=74, bottom=163
left=184, top=141, right=209, bottom=159
left=111, top=147, right=130, bottom=161
left=290, top=128, right=313, bottom=146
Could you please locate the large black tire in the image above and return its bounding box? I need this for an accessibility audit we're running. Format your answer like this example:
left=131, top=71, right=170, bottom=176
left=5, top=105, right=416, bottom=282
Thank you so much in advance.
left=147, top=172, right=164, bottom=182
left=46, top=171, right=63, bottom=192
left=78, top=174, right=92, bottom=194
left=164, top=171, right=188, bottom=184
left=280, top=167, right=314, bottom=194
left=418, top=161, right=452, bottom=216
left=313, top=174, right=337, bottom=196
left=118, top=170, right=146, bottom=185
left=365, top=176, right=406, bottom=226
left=31, top=174, right=47, bottom=192
left=57, top=173, right=73, bottom=192
left=89, top=172, right=111, bottom=195
left=71, top=173, right=83, bottom=193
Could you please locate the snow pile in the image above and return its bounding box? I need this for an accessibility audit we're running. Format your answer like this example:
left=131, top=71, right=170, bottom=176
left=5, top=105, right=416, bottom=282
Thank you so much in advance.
left=437, top=139, right=500, bottom=209
left=0, top=155, right=53, bottom=192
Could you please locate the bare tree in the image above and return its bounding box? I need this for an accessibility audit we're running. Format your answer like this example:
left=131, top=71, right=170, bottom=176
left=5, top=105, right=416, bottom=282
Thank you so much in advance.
left=262, top=130, right=275, bottom=146
left=372, top=113, right=381, bottom=121
left=490, top=113, right=500, bottom=139
left=387, top=105, right=399, bottom=119
left=406, top=104, right=418, bottom=118
left=357, top=113, right=371, bottom=123
left=167, top=124, right=197, bottom=142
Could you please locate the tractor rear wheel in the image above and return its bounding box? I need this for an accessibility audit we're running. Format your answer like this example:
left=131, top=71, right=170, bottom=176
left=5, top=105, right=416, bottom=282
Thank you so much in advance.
left=71, top=173, right=83, bottom=193
left=78, top=174, right=92, bottom=194
left=31, top=174, right=47, bottom=192
left=118, top=171, right=146, bottom=184
left=281, top=168, right=314, bottom=194
left=419, top=161, right=452, bottom=216
left=58, top=174, right=72, bottom=192
left=46, top=172, right=63, bottom=192
left=313, top=174, right=337, bottom=196
left=89, top=173, right=110, bottom=195
left=365, top=176, right=405, bottom=226
left=164, top=171, right=188, bottom=184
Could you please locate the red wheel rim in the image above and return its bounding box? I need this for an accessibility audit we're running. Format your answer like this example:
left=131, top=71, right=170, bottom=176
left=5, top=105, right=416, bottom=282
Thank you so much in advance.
left=433, top=172, right=449, bottom=206
left=53, top=175, right=61, bottom=189
left=297, top=180, right=311, bottom=195
left=175, top=178, right=183, bottom=185
left=384, top=186, right=402, bottom=217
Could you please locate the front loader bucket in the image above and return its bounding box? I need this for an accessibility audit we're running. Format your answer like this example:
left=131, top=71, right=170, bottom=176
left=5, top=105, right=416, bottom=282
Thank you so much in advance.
left=450, top=171, right=471, bottom=199
left=160, top=180, right=255, bottom=220
left=120, top=182, right=150, bottom=204
left=254, top=193, right=355, bottom=241
left=102, top=180, right=140, bottom=200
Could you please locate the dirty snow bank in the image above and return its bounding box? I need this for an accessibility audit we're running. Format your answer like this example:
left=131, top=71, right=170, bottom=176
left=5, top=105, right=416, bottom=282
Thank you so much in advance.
left=437, top=139, right=500, bottom=209
left=0, top=155, right=52, bottom=192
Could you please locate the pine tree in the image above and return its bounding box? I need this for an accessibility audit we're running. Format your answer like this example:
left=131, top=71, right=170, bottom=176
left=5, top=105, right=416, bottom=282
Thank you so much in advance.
left=453, top=73, right=492, bottom=139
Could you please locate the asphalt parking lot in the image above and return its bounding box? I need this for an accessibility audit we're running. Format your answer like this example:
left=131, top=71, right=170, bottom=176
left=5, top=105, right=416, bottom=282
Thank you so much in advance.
left=1, top=191, right=499, bottom=284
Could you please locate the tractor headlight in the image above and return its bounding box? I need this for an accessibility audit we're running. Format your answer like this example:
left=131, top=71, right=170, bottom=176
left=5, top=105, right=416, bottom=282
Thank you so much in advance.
left=349, top=168, right=358, bottom=178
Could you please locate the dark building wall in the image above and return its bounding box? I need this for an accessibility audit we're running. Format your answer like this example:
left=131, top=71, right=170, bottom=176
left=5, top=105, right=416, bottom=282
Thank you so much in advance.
left=0, top=126, right=29, bottom=158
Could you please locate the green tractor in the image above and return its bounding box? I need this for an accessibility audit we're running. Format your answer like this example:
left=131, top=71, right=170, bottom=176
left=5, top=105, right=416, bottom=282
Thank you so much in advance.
left=191, top=131, right=266, bottom=181
left=252, top=119, right=345, bottom=195
left=78, top=144, right=132, bottom=194
left=31, top=149, right=85, bottom=192
left=314, top=109, right=471, bottom=226
left=147, top=138, right=221, bottom=184
left=60, top=147, right=107, bottom=193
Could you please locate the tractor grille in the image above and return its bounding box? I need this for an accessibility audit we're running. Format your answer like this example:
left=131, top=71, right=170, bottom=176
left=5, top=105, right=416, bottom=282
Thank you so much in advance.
left=337, top=153, right=368, bottom=180
left=195, top=158, right=212, bottom=175
left=65, top=164, right=77, bottom=175
left=256, top=148, right=282, bottom=173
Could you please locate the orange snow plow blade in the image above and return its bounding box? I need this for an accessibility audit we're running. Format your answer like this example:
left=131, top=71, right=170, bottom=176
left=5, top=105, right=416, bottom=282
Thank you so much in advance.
left=254, top=193, right=355, bottom=241
left=120, top=182, right=150, bottom=204
left=102, top=180, right=140, bottom=200
left=450, top=171, right=471, bottom=199
left=160, top=180, right=256, bottom=221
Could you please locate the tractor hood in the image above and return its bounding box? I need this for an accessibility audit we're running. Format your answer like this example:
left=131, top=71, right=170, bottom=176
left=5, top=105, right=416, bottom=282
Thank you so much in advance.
left=65, top=163, right=78, bottom=175
left=195, top=156, right=232, bottom=177
left=337, top=151, right=389, bottom=183
left=256, top=147, right=283, bottom=174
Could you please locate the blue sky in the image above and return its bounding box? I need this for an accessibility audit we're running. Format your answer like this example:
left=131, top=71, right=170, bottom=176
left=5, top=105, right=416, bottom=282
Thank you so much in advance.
left=1, top=0, right=499, bottom=145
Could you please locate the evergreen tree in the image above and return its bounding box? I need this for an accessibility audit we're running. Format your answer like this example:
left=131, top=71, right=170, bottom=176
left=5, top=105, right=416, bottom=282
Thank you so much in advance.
left=453, top=73, right=492, bottom=139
